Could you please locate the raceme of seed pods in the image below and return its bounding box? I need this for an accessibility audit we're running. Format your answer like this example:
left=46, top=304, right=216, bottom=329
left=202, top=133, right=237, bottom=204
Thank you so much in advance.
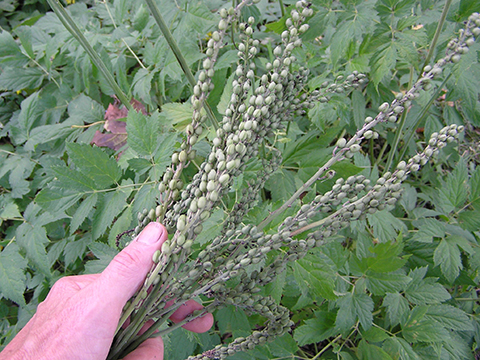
left=107, top=3, right=477, bottom=360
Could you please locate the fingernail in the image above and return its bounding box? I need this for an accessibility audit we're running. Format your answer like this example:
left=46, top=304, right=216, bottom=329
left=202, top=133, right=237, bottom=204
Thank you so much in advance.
left=137, top=223, right=164, bottom=245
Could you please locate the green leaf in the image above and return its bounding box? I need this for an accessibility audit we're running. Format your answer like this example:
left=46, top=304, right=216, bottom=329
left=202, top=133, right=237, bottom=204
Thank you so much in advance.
left=435, top=159, right=468, bottom=213
left=108, top=206, right=133, bottom=248
left=67, top=94, right=105, bottom=124
left=433, top=237, right=462, bottom=283
left=366, top=271, right=411, bottom=296
left=336, top=292, right=374, bottom=332
left=15, top=223, right=51, bottom=276
left=294, top=310, right=337, bottom=346
left=51, top=165, right=97, bottom=191
left=66, top=142, right=122, bottom=188
left=0, top=243, right=27, bottom=306
left=64, top=235, right=92, bottom=266
left=366, top=240, right=407, bottom=273
left=370, top=43, right=396, bottom=87
left=151, top=133, right=177, bottom=181
left=0, top=66, right=44, bottom=91
left=126, top=110, right=162, bottom=156
left=382, top=292, right=409, bottom=326
left=294, top=250, right=336, bottom=300
left=11, top=92, right=43, bottom=144
left=84, top=242, right=118, bottom=274
left=404, top=276, right=451, bottom=306
left=70, top=193, right=98, bottom=235
left=367, top=210, right=407, bottom=243
left=132, top=68, right=156, bottom=106
left=0, top=195, right=22, bottom=224
left=382, top=337, right=420, bottom=360
left=217, top=72, right=234, bottom=115
left=402, top=319, right=450, bottom=343
left=161, top=102, right=193, bottom=129
left=357, top=339, right=393, bottom=360
left=91, top=189, right=129, bottom=240
left=411, top=218, right=446, bottom=243
left=35, top=187, right=83, bottom=213
left=216, top=305, right=250, bottom=336
left=425, top=305, right=474, bottom=331
left=352, top=90, right=366, bottom=128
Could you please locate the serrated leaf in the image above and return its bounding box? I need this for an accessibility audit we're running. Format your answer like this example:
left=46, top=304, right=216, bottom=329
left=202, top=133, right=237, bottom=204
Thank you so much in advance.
left=425, top=305, right=473, bottom=331
left=411, top=218, right=446, bottom=243
left=66, top=142, right=121, bottom=188
left=64, top=235, right=92, bottom=266
left=433, top=237, right=462, bottom=283
left=15, top=223, right=51, bottom=276
left=35, top=187, right=83, bottom=213
left=293, top=311, right=337, bottom=346
left=294, top=251, right=336, bottom=300
left=402, top=319, right=450, bottom=343
left=132, top=68, right=156, bottom=106
left=126, top=110, right=161, bottom=156
left=357, top=339, right=393, bottom=360
left=92, top=190, right=129, bottom=240
left=382, top=292, right=410, bottom=326
left=217, top=72, right=235, bottom=115
left=404, top=282, right=451, bottom=305
left=67, top=94, right=105, bottom=124
left=336, top=292, right=374, bottom=332
left=0, top=244, right=27, bottom=306
left=216, top=305, right=250, bottom=336
left=367, top=271, right=411, bottom=296
left=51, top=165, right=97, bottom=191
left=0, top=66, right=44, bottom=91
left=151, top=133, right=177, bottom=181
left=108, top=206, right=133, bottom=247
left=367, top=210, right=407, bottom=243
left=435, top=159, right=468, bottom=213
left=84, top=242, right=118, bottom=274
left=70, top=193, right=98, bottom=235
left=383, top=337, right=421, bottom=360
left=370, top=43, right=396, bottom=87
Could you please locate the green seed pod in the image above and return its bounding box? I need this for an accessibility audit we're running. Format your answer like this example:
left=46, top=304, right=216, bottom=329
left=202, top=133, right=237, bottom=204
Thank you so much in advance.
left=152, top=250, right=161, bottom=263
left=336, top=138, right=347, bottom=148
left=219, top=173, right=230, bottom=184
left=203, top=58, right=212, bottom=69
left=209, top=190, right=219, bottom=202
left=177, top=215, right=186, bottom=231
left=161, top=242, right=171, bottom=255
left=378, top=102, right=389, bottom=112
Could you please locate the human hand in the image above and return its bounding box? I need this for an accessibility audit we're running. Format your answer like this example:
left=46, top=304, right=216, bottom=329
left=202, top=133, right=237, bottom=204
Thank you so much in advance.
left=0, top=222, right=213, bottom=360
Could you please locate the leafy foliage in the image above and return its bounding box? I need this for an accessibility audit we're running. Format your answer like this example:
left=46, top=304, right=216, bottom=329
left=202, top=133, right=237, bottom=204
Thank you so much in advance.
left=0, top=0, right=479, bottom=359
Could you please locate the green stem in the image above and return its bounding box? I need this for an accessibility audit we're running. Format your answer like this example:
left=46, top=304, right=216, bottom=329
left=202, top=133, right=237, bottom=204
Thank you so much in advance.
left=384, top=67, right=414, bottom=172
left=422, top=0, right=453, bottom=70
left=46, top=0, right=132, bottom=110
left=397, top=74, right=451, bottom=161
left=279, top=0, right=286, bottom=18
left=144, top=0, right=218, bottom=128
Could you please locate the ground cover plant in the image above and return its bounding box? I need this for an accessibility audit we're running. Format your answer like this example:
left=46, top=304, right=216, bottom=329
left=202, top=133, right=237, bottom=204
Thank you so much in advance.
left=1, top=0, right=480, bottom=359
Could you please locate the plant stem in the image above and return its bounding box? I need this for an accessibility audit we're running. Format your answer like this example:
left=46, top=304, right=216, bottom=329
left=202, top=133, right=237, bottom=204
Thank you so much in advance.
left=279, top=0, right=286, bottom=18
left=45, top=0, right=132, bottom=110
left=397, top=74, right=451, bottom=161
left=422, top=0, right=453, bottom=70
left=144, top=0, right=218, bottom=128
left=384, top=67, right=414, bottom=172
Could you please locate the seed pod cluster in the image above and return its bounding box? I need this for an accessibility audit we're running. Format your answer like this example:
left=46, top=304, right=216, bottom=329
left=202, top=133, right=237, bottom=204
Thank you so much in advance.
left=111, top=3, right=472, bottom=359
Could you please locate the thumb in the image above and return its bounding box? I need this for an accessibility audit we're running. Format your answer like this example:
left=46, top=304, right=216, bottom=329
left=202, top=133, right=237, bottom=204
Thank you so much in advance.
left=95, top=222, right=167, bottom=309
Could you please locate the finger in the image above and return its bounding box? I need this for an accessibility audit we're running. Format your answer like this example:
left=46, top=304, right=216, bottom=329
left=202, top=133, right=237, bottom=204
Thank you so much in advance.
left=169, top=300, right=214, bottom=333
left=121, top=337, right=163, bottom=360
left=94, top=223, right=167, bottom=311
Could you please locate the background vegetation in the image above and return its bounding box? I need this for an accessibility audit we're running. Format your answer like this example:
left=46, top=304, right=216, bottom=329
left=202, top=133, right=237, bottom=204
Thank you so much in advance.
left=0, top=0, right=479, bottom=359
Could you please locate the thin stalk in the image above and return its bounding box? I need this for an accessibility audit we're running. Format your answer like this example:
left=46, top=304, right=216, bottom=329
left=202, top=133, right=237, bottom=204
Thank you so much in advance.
left=422, top=0, right=453, bottom=70
left=144, top=0, right=218, bottom=128
left=46, top=0, right=132, bottom=110
left=384, top=67, right=414, bottom=172
left=279, top=0, right=286, bottom=18
left=397, top=74, right=451, bottom=161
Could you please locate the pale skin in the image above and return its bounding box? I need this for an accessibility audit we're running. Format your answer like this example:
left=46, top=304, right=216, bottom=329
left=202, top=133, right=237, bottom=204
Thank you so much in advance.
left=0, top=222, right=214, bottom=360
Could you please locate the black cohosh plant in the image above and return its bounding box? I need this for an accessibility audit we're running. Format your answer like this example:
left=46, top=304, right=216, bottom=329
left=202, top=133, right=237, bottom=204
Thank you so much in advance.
left=104, top=4, right=478, bottom=360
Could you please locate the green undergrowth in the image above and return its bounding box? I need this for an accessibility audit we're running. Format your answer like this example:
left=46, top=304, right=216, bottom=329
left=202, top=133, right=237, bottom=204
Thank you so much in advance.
left=0, top=0, right=480, bottom=359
